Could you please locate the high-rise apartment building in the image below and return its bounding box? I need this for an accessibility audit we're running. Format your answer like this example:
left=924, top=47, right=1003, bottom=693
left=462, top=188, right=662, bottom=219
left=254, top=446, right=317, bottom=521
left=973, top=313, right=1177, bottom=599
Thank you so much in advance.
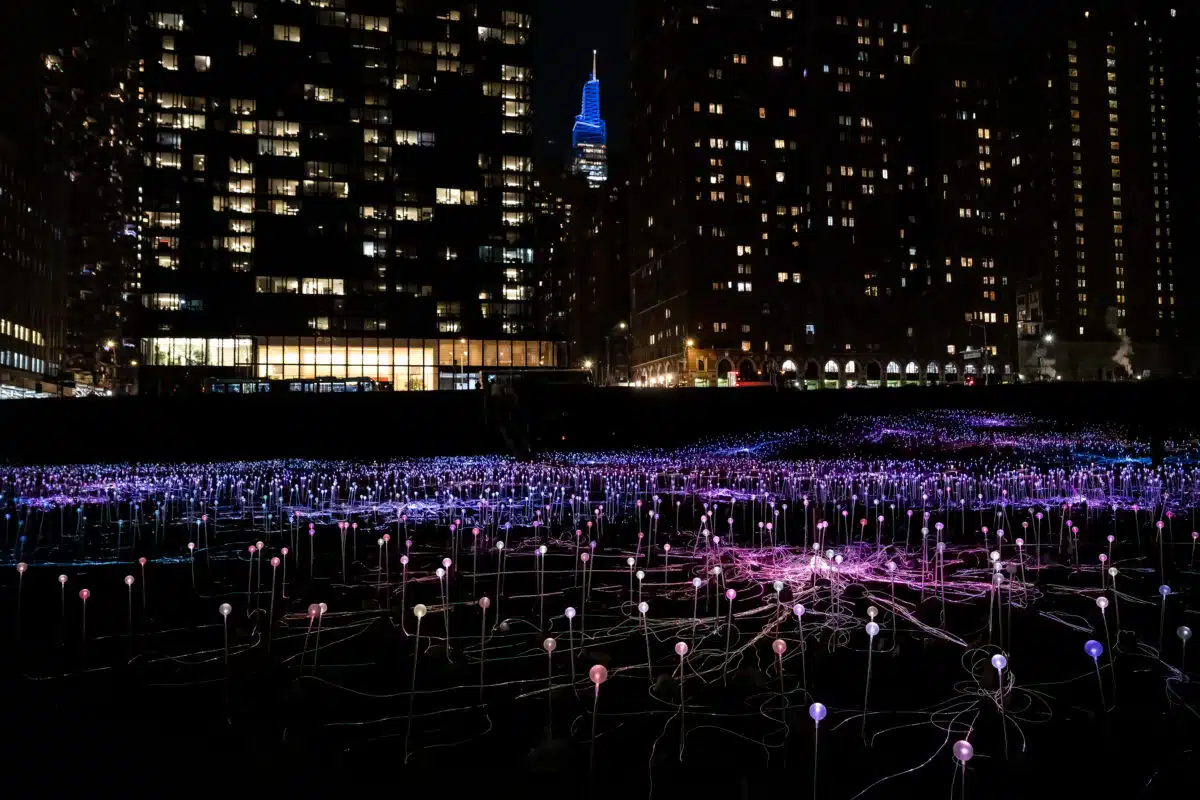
left=1010, top=4, right=1191, bottom=380
left=41, top=1, right=140, bottom=396
left=572, top=51, right=608, bottom=187
left=135, top=0, right=556, bottom=394
left=628, top=1, right=1014, bottom=388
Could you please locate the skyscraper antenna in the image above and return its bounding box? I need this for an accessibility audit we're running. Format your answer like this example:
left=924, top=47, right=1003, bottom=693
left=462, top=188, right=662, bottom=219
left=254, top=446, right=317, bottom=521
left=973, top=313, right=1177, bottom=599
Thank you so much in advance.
left=593, top=49, right=597, bottom=80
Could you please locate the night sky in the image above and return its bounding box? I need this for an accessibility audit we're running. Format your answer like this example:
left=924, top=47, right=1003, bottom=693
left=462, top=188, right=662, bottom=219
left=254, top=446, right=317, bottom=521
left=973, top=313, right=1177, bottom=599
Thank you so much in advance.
left=535, top=0, right=630, bottom=172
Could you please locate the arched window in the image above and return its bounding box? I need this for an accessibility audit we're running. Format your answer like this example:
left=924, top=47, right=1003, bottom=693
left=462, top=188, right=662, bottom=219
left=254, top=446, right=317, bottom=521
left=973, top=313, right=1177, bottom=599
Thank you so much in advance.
left=823, top=359, right=840, bottom=373
left=926, top=362, right=940, bottom=374
left=905, top=361, right=919, bottom=375
left=983, top=363, right=996, bottom=374
left=886, top=361, right=901, bottom=374
left=964, top=363, right=977, bottom=375
left=781, top=359, right=798, bottom=373
left=844, top=360, right=857, bottom=373
left=945, top=362, right=959, bottom=374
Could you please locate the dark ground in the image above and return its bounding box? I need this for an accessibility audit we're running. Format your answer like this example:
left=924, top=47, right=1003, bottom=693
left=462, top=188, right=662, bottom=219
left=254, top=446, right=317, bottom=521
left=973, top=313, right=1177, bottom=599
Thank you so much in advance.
left=1, top=385, right=1196, bottom=794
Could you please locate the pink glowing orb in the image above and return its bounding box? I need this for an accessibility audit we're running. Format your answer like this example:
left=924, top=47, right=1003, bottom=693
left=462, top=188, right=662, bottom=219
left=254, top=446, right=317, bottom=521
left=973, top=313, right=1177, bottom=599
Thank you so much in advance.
left=1194, top=532, right=1200, bottom=540
left=543, top=638, right=557, bottom=653
left=78, top=588, right=91, bottom=601
left=675, top=642, right=689, bottom=657
left=352, top=523, right=357, bottom=530
left=1099, top=553, right=1108, bottom=563
left=58, top=574, right=67, bottom=585
left=442, top=557, right=452, bottom=568
left=565, top=606, right=576, bottom=619
left=479, top=597, right=491, bottom=610
left=664, top=544, right=671, bottom=553
left=124, top=575, right=134, bottom=587
left=201, top=515, right=208, bottom=522
left=772, top=639, right=787, bottom=655
left=383, top=534, right=391, bottom=542
left=249, top=545, right=256, bottom=554
left=581, top=553, right=590, bottom=562
left=270, top=557, right=281, bottom=568
left=1015, top=538, right=1024, bottom=547
left=877, top=515, right=884, bottom=523
left=16, top=562, right=26, bottom=574
left=473, top=527, right=480, bottom=536
left=637, top=532, right=644, bottom=540
left=589, top=665, right=608, bottom=686
left=400, top=555, right=409, bottom=566
left=307, top=604, right=319, bottom=618
left=953, top=740, right=974, bottom=762
left=1156, top=520, right=1165, bottom=529
left=436, top=568, right=445, bottom=579
left=638, top=601, right=649, bottom=614
left=187, top=542, right=195, bottom=551
left=725, top=589, right=737, bottom=601
left=281, top=547, right=289, bottom=556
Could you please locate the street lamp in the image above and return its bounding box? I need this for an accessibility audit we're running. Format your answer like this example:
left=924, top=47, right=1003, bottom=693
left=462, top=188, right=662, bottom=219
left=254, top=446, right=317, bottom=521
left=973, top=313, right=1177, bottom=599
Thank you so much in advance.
left=682, top=339, right=696, bottom=388
left=1043, top=333, right=1054, bottom=344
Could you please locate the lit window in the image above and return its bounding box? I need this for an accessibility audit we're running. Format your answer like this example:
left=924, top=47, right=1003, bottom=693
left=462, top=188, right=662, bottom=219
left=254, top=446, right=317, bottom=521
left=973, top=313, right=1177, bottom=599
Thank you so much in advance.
left=772, top=56, right=784, bottom=67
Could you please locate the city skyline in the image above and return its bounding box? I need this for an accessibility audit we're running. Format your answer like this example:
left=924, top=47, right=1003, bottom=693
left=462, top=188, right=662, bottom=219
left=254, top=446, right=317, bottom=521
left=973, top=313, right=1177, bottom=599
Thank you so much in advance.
left=0, top=0, right=1196, bottom=398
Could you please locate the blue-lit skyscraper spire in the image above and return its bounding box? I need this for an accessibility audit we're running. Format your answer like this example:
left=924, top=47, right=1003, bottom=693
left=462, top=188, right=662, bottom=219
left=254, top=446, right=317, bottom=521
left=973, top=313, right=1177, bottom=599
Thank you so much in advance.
left=572, top=50, right=608, bottom=187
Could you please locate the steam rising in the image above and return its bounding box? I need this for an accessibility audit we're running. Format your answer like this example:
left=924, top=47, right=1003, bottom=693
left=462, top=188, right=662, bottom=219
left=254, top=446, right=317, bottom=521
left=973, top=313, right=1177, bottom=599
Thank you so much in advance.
left=1105, top=307, right=1133, bottom=377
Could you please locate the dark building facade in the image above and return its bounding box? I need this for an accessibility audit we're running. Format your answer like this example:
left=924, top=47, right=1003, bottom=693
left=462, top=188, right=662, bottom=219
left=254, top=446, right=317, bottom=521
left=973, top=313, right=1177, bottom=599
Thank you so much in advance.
left=627, top=0, right=1016, bottom=388
left=1009, top=3, right=1192, bottom=381
left=135, top=0, right=556, bottom=394
left=561, top=178, right=630, bottom=383
left=0, top=139, right=67, bottom=398
left=41, top=1, right=140, bottom=396
left=0, top=5, right=69, bottom=398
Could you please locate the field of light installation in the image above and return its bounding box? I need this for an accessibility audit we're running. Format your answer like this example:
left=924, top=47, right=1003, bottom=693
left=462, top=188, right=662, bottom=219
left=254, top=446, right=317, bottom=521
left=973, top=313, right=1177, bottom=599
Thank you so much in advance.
left=1, top=411, right=1196, bottom=796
